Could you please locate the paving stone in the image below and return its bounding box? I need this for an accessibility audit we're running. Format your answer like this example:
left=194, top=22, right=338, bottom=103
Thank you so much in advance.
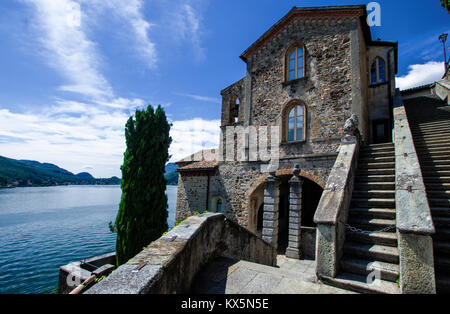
left=239, top=272, right=283, bottom=294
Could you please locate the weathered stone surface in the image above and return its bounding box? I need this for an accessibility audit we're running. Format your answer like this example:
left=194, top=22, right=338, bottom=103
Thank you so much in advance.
left=85, top=213, right=277, bottom=294
left=398, top=233, right=436, bottom=294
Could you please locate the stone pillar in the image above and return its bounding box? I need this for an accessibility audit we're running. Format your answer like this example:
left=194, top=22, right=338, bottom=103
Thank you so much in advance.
left=262, top=172, right=280, bottom=249
left=286, top=166, right=303, bottom=259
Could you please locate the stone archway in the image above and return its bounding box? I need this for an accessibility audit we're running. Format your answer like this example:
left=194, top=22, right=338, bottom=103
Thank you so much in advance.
left=247, top=169, right=324, bottom=259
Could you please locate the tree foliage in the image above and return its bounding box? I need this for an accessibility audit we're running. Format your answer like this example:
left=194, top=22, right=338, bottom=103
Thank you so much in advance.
left=441, top=0, right=450, bottom=13
left=115, top=105, right=172, bottom=266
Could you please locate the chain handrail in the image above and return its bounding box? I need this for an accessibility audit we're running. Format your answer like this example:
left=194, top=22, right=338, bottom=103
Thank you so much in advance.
left=345, top=223, right=395, bottom=235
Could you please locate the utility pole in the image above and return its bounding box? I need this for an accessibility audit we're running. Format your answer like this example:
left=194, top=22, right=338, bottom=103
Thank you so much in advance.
left=439, top=33, right=448, bottom=72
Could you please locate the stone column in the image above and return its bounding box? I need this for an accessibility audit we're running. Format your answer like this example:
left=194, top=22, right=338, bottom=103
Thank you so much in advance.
left=286, top=166, right=303, bottom=259
left=262, top=172, right=280, bottom=249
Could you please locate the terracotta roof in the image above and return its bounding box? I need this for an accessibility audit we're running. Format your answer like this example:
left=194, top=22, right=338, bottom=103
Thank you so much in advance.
left=178, top=161, right=219, bottom=172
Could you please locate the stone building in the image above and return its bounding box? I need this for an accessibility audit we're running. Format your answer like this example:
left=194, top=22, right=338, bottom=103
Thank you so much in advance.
left=176, top=5, right=398, bottom=259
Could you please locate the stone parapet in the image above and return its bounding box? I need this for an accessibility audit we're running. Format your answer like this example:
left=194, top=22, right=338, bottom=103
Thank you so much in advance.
left=84, top=213, right=276, bottom=294
left=394, top=89, right=436, bottom=294
left=314, top=115, right=360, bottom=278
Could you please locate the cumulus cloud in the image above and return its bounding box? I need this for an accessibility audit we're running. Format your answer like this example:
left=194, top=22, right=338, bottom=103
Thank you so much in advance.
left=396, top=61, right=445, bottom=91
left=169, top=119, right=221, bottom=163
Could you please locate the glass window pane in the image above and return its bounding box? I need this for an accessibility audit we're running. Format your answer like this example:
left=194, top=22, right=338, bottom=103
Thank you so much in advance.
left=297, top=47, right=304, bottom=57
left=289, top=70, right=295, bottom=81
left=289, top=51, right=296, bottom=61
left=217, top=199, right=222, bottom=213
left=289, top=58, right=295, bottom=70
left=297, top=66, right=304, bottom=78
left=378, top=58, right=386, bottom=83
left=289, top=108, right=295, bottom=118
left=371, top=62, right=377, bottom=84
left=288, top=117, right=295, bottom=141
left=296, top=128, right=303, bottom=141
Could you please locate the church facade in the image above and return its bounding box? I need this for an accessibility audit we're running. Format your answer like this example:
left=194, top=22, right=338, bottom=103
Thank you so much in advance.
left=175, top=5, right=397, bottom=258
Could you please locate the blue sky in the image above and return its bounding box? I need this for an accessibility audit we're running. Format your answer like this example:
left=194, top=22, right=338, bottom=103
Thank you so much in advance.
left=0, top=0, right=448, bottom=178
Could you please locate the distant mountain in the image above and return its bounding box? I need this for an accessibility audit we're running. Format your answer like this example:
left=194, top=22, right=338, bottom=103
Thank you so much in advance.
left=164, top=162, right=178, bottom=185
left=0, top=155, right=121, bottom=188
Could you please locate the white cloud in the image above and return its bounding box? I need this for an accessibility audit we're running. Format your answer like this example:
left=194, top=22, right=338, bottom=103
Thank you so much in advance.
left=169, top=1, right=206, bottom=61
left=175, top=93, right=221, bottom=104
left=83, top=0, right=157, bottom=68
left=169, top=118, right=221, bottom=163
left=23, top=0, right=113, bottom=100
left=396, top=61, right=445, bottom=91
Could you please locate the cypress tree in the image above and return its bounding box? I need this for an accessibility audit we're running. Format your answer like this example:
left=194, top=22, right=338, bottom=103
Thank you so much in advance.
left=115, top=105, right=172, bottom=266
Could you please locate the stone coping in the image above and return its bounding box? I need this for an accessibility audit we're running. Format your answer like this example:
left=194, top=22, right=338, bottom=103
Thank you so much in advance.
left=394, top=89, right=435, bottom=235
left=314, top=139, right=358, bottom=225
left=85, top=213, right=276, bottom=294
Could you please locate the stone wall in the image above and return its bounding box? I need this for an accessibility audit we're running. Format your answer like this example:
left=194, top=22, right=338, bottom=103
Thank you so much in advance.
left=85, top=213, right=277, bottom=294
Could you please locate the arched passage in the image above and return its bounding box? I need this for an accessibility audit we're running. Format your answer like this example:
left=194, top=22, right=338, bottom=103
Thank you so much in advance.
left=247, top=171, right=324, bottom=259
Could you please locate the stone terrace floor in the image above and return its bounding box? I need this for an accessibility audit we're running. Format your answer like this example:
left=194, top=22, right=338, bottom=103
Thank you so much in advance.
left=191, top=255, right=356, bottom=294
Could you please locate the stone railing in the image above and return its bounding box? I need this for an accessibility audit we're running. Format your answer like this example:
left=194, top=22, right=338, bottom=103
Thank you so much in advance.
left=393, top=89, right=436, bottom=294
left=85, top=213, right=276, bottom=294
left=313, top=115, right=360, bottom=278
left=434, top=79, right=450, bottom=105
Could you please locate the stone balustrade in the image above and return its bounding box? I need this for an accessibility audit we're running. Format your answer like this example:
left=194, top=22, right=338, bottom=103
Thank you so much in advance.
left=393, top=89, right=436, bottom=294
left=313, top=115, right=360, bottom=278
left=85, top=213, right=276, bottom=294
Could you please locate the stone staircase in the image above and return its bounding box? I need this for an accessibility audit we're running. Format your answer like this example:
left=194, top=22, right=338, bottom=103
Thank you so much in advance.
left=322, top=142, right=400, bottom=294
left=404, top=95, right=450, bottom=294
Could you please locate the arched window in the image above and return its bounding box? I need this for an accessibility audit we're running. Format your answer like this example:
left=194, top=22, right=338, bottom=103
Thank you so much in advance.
left=286, top=104, right=305, bottom=142
left=370, top=57, right=386, bottom=85
left=286, top=45, right=305, bottom=81
left=230, top=96, right=240, bottom=124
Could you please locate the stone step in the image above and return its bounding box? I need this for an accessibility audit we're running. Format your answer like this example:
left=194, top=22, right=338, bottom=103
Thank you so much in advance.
left=420, top=160, right=450, bottom=167
left=358, top=162, right=395, bottom=170
left=424, top=176, right=450, bottom=183
left=356, top=168, right=395, bottom=176
left=434, top=241, right=450, bottom=254
left=319, top=272, right=400, bottom=294
left=431, top=207, right=450, bottom=218
left=349, top=207, right=396, bottom=219
left=411, top=127, right=450, bottom=134
left=429, top=198, right=450, bottom=207
left=347, top=218, right=396, bottom=231
left=413, top=136, right=450, bottom=144
left=351, top=198, right=395, bottom=208
left=421, top=165, right=450, bottom=172
left=433, top=229, right=450, bottom=241
left=356, top=175, right=395, bottom=183
left=419, top=155, right=450, bottom=162
left=414, top=142, right=450, bottom=150
left=422, top=171, right=450, bottom=178
left=364, top=143, right=394, bottom=148
left=426, top=190, right=450, bottom=198
left=341, top=257, right=399, bottom=283
left=436, top=275, right=450, bottom=294
left=359, top=150, right=395, bottom=158
left=435, top=256, right=450, bottom=270
left=359, top=156, right=395, bottom=163
left=433, top=216, right=450, bottom=227
left=355, top=182, right=395, bottom=190
left=359, top=147, right=394, bottom=154
left=346, top=230, right=397, bottom=247
left=343, top=242, right=399, bottom=264
left=352, top=190, right=395, bottom=199
left=418, top=151, right=450, bottom=158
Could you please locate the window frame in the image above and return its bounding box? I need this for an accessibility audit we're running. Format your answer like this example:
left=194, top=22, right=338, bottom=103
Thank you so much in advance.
left=283, top=102, right=306, bottom=143
left=285, top=44, right=306, bottom=82
left=370, top=57, right=387, bottom=85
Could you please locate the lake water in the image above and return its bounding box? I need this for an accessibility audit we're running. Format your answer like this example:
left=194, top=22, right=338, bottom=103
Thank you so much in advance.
left=0, top=185, right=178, bottom=294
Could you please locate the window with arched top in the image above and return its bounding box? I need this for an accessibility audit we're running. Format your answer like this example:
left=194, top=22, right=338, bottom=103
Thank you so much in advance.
left=285, top=103, right=306, bottom=142
left=370, top=57, right=386, bottom=85
left=230, top=96, right=240, bottom=124
left=286, top=45, right=305, bottom=81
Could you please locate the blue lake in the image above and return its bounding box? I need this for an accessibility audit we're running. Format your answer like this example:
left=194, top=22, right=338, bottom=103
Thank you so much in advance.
left=0, top=185, right=178, bottom=294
